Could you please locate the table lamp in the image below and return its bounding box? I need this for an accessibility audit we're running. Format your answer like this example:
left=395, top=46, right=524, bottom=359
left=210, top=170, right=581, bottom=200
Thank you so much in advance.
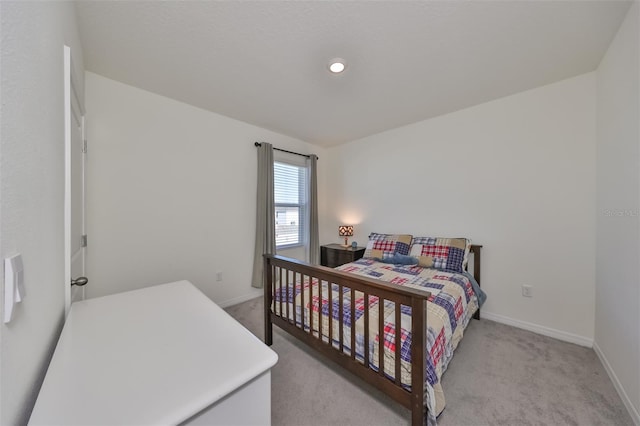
left=338, top=225, right=354, bottom=247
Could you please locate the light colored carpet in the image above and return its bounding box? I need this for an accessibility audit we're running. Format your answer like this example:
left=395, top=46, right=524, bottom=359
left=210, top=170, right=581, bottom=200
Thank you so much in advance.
left=225, top=297, right=632, bottom=426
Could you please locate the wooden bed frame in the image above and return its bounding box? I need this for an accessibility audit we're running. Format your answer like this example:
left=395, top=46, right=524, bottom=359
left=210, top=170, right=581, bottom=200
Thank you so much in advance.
left=263, top=245, right=482, bottom=426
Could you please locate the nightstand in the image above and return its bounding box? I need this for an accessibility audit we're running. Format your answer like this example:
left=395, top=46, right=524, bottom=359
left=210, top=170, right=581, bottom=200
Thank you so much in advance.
left=321, top=244, right=366, bottom=268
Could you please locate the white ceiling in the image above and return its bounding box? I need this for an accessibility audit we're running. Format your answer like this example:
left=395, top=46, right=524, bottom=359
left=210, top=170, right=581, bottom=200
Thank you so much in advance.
left=76, top=0, right=631, bottom=147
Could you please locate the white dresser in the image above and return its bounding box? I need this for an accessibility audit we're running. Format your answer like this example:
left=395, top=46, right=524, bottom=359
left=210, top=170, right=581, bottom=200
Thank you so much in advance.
left=29, top=281, right=278, bottom=425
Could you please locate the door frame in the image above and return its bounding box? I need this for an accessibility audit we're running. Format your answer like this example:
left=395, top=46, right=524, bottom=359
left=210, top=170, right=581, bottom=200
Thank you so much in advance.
left=64, top=45, right=86, bottom=317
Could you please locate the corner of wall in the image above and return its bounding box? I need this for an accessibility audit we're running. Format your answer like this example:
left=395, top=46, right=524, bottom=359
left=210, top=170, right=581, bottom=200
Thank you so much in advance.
left=0, top=1, right=85, bottom=424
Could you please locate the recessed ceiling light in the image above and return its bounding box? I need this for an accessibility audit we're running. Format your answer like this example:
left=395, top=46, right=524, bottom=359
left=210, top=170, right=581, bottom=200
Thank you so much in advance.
left=328, top=58, right=346, bottom=74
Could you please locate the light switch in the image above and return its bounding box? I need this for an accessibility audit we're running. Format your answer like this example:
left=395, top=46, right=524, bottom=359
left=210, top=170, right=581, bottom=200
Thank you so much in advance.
left=4, top=254, right=24, bottom=324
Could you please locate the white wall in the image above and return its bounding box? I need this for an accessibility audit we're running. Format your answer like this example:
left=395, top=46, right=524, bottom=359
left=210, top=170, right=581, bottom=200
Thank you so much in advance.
left=84, top=72, right=326, bottom=306
left=322, top=73, right=597, bottom=344
left=0, top=1, right=85, bottom=424
left=595, top=2, right=640, bottom=422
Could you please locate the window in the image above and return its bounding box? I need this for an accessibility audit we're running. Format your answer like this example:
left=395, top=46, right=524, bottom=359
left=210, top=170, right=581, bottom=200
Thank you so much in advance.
left=274, top=160, right=308, bottom=248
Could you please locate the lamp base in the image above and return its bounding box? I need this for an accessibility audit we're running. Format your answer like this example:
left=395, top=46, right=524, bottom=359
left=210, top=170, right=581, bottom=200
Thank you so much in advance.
left=342, top=237, right=349, bottom=247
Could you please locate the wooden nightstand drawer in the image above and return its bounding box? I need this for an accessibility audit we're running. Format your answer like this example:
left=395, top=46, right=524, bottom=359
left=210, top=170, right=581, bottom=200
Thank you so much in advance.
left=321, top=244, right=366, bottom=268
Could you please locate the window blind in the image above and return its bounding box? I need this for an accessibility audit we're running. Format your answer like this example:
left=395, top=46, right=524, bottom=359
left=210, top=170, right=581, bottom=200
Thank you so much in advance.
left=274, top=161, right=308, bottom=247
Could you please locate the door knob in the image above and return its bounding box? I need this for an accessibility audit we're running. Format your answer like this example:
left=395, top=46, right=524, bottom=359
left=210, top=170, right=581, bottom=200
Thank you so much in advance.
left=71, top=277, right=88, bottom=287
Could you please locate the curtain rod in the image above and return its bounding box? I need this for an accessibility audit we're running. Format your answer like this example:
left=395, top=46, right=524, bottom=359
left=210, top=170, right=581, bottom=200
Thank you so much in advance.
left=254, top=142, right=319, bottom=160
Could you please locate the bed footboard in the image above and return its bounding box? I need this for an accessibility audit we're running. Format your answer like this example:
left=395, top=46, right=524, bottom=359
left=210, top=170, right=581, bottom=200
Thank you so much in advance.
left=263, top=254, right=431, bottom=426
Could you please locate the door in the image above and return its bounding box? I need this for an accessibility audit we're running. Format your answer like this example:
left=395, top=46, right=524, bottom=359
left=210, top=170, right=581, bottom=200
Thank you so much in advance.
left=64, top=45, right=87, bottom=316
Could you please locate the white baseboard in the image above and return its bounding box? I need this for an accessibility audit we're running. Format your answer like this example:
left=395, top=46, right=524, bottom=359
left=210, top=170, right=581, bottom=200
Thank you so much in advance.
left=217, top=291, right=262, bottom=308
left=480, top=311, right=593, bottom=347
left=593, top=342, right=640, bottom=426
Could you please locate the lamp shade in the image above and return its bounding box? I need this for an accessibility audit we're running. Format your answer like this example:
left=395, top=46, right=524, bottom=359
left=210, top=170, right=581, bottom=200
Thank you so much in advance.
left=338, top=225, right=354, bottom=237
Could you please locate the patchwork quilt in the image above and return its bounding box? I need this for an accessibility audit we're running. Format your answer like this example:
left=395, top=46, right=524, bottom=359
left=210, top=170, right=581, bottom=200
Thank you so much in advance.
left=273, top=258, right=479, bottom=422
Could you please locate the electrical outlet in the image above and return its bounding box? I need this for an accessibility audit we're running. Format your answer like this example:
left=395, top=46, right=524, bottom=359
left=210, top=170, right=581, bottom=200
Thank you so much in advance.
left=522, top=285, right=533, bottom=297
left=216, top=272, right=223, bottom=282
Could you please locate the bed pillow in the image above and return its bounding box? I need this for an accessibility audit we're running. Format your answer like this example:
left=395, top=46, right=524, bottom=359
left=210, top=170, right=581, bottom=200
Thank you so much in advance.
left=409, top=237, right=470, bottom=273
left=363, top=233, right=413, bottom=260
left=374, top=253, right=419, bottom=265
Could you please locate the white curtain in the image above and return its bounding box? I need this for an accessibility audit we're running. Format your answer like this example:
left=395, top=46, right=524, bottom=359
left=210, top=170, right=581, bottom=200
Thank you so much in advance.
left=308, top=154, right=320, bottom=264
left=252, top=143, right=275, bottom=288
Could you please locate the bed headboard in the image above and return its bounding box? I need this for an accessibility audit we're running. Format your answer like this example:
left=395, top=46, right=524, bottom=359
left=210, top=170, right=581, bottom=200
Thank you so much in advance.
left=469, top=244, right=482, bottom=287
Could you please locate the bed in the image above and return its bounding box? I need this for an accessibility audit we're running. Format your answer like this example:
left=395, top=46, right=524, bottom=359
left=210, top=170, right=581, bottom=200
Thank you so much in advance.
left=263, top=234, right=485, bottom=425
